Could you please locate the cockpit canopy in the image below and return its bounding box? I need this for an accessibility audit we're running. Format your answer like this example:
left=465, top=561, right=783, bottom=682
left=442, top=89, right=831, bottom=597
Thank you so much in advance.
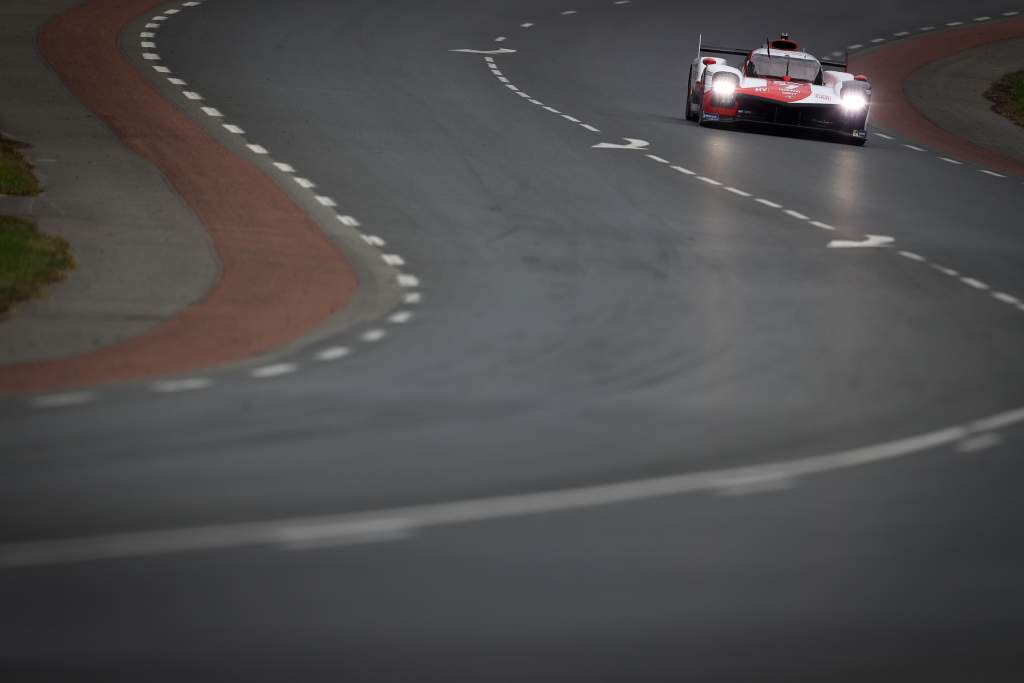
left=746, top=52, right=822, bottom=83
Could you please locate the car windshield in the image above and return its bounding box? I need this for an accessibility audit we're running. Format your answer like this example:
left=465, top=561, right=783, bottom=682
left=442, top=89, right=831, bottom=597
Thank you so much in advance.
left=749, top=53, right=820, bottom=82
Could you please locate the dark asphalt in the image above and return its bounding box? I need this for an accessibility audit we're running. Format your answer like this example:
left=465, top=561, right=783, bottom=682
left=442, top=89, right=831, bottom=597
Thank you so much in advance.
left=3, top=0, right=1024, bottom=679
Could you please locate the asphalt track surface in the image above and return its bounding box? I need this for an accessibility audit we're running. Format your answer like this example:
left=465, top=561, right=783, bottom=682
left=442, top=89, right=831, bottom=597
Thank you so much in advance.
left=3, top=1, right=1024, bottom=680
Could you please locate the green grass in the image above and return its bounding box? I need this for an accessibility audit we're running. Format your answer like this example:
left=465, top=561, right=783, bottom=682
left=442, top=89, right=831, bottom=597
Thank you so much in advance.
left=0, top=135, right=42, bottom=196
left=0, top=215, right=74, bottom=315
left=985, top=70, right=1024, bottom=127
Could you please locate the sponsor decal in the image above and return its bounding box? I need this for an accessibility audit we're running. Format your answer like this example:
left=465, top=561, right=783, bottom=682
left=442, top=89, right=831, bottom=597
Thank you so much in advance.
left=745, top=81, right=813, bottom=103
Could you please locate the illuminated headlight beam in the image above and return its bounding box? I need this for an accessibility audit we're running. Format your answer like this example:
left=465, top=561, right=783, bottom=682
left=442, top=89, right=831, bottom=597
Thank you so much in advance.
left=712, top=78, right=737, bottom=97
left=841, top=93, right=867, bottom=112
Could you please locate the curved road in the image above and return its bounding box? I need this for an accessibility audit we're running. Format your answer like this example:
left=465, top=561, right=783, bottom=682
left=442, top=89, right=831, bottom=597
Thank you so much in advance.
left=3, top=1, right=1024, bottom=680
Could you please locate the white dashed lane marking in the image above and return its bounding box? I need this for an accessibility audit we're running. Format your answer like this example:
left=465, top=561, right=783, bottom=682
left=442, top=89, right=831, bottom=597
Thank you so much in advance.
left=250, top=364, right=297, bottom=379
left=152, top=378, right=213, bottom=393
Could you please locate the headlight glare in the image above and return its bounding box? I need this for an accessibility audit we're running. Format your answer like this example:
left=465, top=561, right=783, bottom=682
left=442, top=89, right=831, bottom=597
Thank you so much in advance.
left=712, top=77, right=737, bottom=97
left=841, top=93, right=867, bottom=112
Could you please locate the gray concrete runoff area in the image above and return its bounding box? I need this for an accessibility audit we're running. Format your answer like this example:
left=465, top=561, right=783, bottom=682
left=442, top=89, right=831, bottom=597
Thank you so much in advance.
left=907, top=36, right=1024, bottom=164
left=0, top=0, right=216, bottom=365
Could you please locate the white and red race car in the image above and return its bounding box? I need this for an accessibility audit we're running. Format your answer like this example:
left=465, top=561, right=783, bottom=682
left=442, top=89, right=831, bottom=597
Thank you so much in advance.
left=686, top=34, right=872, bottom=144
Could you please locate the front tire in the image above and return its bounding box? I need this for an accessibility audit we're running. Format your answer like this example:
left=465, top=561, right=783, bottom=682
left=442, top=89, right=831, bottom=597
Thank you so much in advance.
left=685, top=66, right=698, bottom=121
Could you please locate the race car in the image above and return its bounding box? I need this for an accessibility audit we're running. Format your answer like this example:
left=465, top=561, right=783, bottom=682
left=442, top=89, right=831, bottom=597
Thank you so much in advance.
left=685, top=34, right=872, bottom=144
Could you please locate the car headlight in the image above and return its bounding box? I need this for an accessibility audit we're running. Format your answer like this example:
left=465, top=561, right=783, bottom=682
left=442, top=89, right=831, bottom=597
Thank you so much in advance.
left=712, top=77, right=737, bottom=97
left=841, top=93, right=867, bottom=112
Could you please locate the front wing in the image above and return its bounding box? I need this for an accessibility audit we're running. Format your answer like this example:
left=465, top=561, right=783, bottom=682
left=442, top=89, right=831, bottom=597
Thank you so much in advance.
left=702, top=95, right=868, bottom=139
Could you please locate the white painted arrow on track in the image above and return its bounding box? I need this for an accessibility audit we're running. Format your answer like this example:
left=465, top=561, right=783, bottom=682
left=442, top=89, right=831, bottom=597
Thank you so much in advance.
left=592, top=138, right=650, bottom=150
left=827, top=234, right=894, bottom=249
left=450, top=48, right=517, bottom=54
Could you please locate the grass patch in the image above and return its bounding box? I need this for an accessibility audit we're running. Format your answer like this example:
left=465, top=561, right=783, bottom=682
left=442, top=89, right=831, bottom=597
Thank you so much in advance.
left=0, top=135, right=42, bottom=196
left=0, top=215, right=74, bottom=315
left=984, top=70, right=1024, bottom=127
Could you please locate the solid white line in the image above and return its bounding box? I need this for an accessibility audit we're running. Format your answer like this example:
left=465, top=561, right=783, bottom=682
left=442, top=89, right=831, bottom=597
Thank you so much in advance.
left=670, top=165, right=695, bottom=175
left=315, top=346, right=350, bottom=361
left=810, top=220, right=836, bottom=231
left=697, top=176, right=722, bottom=186
left=960, top=277, right=989, bottom=290
left=756, top=198, right=782, bottom=208
left=12, top=406, right=1024, bottom=567
left=338, top=215, right=362, bottom=228
left=315, top=196, right=337, bottom=207
left=250, top=363, right=297, bottom=379
left=200, top=106, right=222, bottom=117
left=273, top=161, right=294, bottom=172
left=247, top=144, right=268, bottom=154
left=31, top=392, right=95, bottom=408
left=294, top=177, right=315, bottom=188
left=903, top=144, right=926, bottom=152
left=222, top=124, right=244, bottom=134
left=645, top=154, right=669, bottom=164
left=388, top=311, right=413, bottom=324
left=898, top=251, right=926, bottom=262
left=980, top=169, right=1006, bottom=178
left=724, top=187, right=751, bottom=197
left=382, top=254, right=405, bottom=266
left=875, top=133, right=894, bottom=140
left=361, top=328, right=387, bottom=342
left=580, top=124, right=600, bottom=132
left=152, top=378, right=212, bottom=393
left=784, top=209, right=809, bottom=220
left=939, top=157, right=963, bottom=165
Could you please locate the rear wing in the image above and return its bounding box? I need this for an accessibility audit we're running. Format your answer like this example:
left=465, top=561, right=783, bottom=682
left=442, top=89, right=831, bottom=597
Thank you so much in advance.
left=695, top=35, right=848, bottom=71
